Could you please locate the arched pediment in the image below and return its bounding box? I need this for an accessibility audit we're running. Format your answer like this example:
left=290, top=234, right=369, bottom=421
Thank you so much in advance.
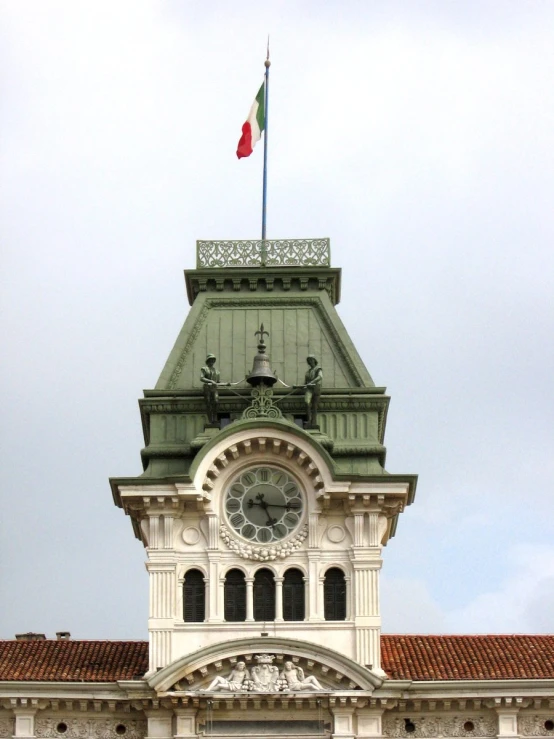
left=191, top=423, right=342, bottom=496
left=147, top=636, right=384, bottom=694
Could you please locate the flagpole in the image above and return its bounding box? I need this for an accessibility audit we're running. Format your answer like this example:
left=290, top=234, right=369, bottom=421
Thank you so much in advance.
left=261, top=45, right=271, bottom=258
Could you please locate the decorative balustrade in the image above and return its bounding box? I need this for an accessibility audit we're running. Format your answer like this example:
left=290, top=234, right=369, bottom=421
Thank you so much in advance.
left=196, top=239, right=331, bottom=268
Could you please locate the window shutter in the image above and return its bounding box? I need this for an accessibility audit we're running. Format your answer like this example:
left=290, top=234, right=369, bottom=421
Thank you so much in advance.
left=253, top=568, right=275, bottom=621
left=224, top=569, right=246, bottom=622
left=283, top=568, right=305, bottom=621
left=183, top=569, right=205, bottom=623
left=324, top=567, right=346, bottom=621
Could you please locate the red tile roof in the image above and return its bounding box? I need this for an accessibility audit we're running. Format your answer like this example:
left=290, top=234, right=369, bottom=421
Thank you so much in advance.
left=0, top=640, right=148, bottom=682
left=381, top=635, right=554, bottom=680
left=1, top=636, right=553, bottom=682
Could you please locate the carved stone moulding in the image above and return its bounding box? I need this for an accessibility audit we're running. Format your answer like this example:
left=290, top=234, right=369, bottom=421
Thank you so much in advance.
left=220, top=523, right=308, bottom=561
left=201, top=437, right=324, bottom=493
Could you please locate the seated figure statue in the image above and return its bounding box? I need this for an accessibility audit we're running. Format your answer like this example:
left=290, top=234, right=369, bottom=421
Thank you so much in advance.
left=203, top=662, right=250, bottom=692
left=279, top=661, right=324, bottom=691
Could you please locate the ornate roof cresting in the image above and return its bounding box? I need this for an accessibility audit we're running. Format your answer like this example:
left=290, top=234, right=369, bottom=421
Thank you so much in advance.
left=196, top=239, right=331, bottom=268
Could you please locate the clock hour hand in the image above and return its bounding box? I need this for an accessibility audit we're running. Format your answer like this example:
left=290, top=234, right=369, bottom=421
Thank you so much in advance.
left=247, top=493, right=269, bottom=509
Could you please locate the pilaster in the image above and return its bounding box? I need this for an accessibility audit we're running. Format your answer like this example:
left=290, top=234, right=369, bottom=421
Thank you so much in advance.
left=13, top=709, right=36, bottom=739
left=356, top=708, right=383, bottom=739
left=331, top=705, right=356, bottom=739
left=174, top=709, right=198, bottom=739
left=145, top=711, right=173, bottom=739
left=496, top=709, right=519, bottom=739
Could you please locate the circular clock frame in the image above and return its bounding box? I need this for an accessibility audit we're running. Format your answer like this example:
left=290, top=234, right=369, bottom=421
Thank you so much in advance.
left=223, top=465, right=305, bottom=544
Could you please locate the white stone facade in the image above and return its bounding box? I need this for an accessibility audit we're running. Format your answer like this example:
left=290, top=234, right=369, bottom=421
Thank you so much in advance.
left=115, top=427, right=410, bottom=676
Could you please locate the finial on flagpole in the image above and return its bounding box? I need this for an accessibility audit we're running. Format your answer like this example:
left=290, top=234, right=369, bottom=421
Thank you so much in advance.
left=265, top=35, right=271, bottom=68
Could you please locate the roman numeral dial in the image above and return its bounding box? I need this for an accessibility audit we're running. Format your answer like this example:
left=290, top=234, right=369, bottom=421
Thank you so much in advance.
left=224, top=466, right=305, bottom=543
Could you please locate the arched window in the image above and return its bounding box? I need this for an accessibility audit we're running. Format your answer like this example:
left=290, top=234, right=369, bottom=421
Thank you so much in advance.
left=324, top=567, right=346, bottom=621
left=224, top=569, right=246, bottom=622
left=283, top=568, right=305, bottom=621
left=253, top=568, right=275, bottom=621
left=183, top=568, right=205, bottom=622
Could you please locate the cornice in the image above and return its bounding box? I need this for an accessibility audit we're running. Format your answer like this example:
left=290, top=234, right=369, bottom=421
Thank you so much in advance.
left=375, top=678, right=554, bottom=700
left=185, top=268, right=342, bottom=306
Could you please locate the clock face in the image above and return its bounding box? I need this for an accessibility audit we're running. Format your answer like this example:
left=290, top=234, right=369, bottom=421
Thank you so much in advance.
left=224, top=466, right=304, bottom=544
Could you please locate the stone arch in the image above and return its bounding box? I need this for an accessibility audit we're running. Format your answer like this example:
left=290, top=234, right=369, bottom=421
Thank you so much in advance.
left=147, top=636, right=383, bottom=693
left=192, top=427, right=335, bottom=496
left=181, top=563, right=208, bottom=578
left=220, top=562, right=250, bottom=578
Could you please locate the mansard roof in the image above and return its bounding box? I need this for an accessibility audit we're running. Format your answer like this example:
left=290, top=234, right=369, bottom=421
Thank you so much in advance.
left=1, top=636, right=554, bottom=683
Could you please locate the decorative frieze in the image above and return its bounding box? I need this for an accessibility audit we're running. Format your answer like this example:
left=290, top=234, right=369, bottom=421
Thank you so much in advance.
left=519, top=715, right=554, bottom=736
left=383, top=715, right=497, bottom=738
left=35, top=720, right=146, bottom=739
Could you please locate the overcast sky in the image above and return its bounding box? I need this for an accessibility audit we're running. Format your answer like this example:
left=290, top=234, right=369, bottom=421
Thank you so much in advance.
left=1, top=1, right=553, bottom=640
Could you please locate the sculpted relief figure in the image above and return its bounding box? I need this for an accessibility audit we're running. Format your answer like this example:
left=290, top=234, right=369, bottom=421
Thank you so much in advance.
left=200, top=354, right=221, bottom=424
left=279, top=661, right=324, bottom=691
left=201, top=656, right=325, bottom=693
left=203, top=662, right=250, bottom=692
left=304, top=355, right=323, bottom=426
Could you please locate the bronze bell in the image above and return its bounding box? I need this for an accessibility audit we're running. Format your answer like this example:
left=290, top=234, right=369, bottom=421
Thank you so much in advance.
left=246, top=324, right=277, bottom=387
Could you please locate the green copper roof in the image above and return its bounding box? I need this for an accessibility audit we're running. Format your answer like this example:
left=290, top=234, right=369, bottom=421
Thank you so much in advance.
left=156, top=286, right=374, bottom=391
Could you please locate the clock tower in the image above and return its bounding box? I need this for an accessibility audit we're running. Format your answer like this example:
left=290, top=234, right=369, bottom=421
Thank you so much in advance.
left=111, top=238, right=417, bottom=716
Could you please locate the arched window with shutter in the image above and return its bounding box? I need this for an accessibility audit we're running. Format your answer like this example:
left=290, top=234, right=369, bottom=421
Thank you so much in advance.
left=224, top=569, right=246, bottom=622
left=324, top=567, right=347, bottom=621
left=183, top=569, right=205, bottom=623
left=253, top=568, right=275, bottom=621
left=283, top=568, right=305, bottom=621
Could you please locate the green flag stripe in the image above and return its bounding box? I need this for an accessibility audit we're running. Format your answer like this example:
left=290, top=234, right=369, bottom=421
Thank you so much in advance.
left=255, top=83, right=265, bottom=132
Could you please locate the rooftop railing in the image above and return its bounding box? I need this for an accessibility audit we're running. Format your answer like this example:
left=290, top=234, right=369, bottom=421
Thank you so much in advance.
left=196, top=239, right=331, bottom=268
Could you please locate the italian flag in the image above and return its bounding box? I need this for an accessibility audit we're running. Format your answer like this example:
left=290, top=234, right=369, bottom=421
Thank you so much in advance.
left=236, top=82, right=265, bottom=159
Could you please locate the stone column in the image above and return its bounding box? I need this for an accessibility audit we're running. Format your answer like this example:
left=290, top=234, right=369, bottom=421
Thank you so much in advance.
left=245, top=577, right=254, bottom=622
left=208, top=554, right=222, bottom=622
left=275, top=577, right=284, bottom=621
left=307, top=551, right=322, bottom=620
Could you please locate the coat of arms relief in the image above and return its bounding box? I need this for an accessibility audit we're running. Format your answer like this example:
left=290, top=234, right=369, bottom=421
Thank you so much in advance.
left=203, top=654, right=324, bottom=692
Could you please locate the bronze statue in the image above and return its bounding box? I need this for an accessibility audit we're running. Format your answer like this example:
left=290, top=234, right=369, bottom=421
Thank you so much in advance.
left=304, top=355, right=322, bottom=426
left=200, top=354, right=220, bottom=424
